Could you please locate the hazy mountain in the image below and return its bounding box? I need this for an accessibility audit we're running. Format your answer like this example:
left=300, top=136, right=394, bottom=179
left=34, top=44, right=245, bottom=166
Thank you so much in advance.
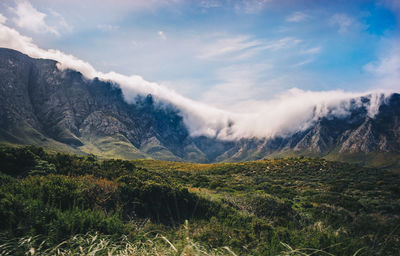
left=1, top=48, right=399, bottom=167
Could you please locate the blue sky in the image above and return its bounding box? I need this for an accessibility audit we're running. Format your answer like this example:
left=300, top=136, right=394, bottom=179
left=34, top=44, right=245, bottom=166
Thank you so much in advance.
left=0, top=0, right=399, bottom=110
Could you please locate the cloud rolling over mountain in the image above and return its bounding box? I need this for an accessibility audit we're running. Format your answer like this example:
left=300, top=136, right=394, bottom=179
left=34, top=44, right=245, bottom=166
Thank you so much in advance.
left=0, top=21, right=397, bottom=141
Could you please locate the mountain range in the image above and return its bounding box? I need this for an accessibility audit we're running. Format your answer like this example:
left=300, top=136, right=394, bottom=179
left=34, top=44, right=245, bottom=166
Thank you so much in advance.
left=1, top=48, right=399, bottom=168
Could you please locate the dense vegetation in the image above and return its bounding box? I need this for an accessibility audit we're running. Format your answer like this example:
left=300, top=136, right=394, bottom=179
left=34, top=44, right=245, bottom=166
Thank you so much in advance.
left=0, top=145, right=399, bottom=255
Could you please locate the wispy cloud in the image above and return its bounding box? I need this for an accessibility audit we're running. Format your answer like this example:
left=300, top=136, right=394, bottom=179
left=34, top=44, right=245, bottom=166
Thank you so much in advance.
left=293, top=58, right=314, bottom=67
left=48, top=9, right=72, bottom=32
left=10, top=1, right=59, bottom=35
left=364, top=39, right=400, bottom=90
left=97, top=24, right=119, bottom=32
left=201, top=63, right=273, bottom=108
left=329, top=13, right=366, bottom=34
left=197, top=35, right=261, bottom=59
left=234, top=0, right=273, bottom=14
left=300, top=47, right=321, bottom=55
left=292, top=47, right=322, bottom=66
left=198, top=35, right=302, bottom=60
left=286, top=11, right=309, bottom=22
left=199, top=0, right=221, bottom=9
left=259, top=37, right=302, bottom=51
left=158, top=30, right=167, bottom=40
left=0, top=13, right=7, bottom=24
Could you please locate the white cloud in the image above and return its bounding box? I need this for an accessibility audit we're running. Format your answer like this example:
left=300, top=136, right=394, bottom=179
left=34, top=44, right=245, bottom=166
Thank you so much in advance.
left=329, top=13, right=366, bottom=34
left=97, top=24, right=119, bottom=32
left=131, top=40, right=140, bottom=47
left=201, top=63, right=273, bottom=108
left=214, top=89, right=394, bottom=139
left=197, top=35, right=303, bottom=60
left=234, top=0, right=272, bottom=14
left=197, top=35, right=261, bottom=59
left=293, top=47, right=321, bottom=66
left=0, top=22, right=396, bottom=141
left=10, top=1, right=59, bottom=35
left=158, top=31, right=167, bottom=40
left=259, top=37, right=302, bottom=51
left=300, top=47, right=321, bottom=55
left=286, top=11, right=309, bottom=22
left=364, top=40, right=400, bottom=90
left=293, top=58, right=314, bottom=67
left=0, top=22, right=95, bottom=75
left=0, top=13, right=7, bottom=24
left=199, top=0, right=221, bottom=8
left=48, top=9, right=72, bottom=32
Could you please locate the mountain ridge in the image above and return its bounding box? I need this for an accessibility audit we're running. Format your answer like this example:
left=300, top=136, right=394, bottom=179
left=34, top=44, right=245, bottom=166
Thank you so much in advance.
left=1, top=48, right=399, bottom=167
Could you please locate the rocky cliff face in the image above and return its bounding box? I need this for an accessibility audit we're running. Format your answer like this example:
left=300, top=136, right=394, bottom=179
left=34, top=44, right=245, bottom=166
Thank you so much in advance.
left=0, top=48, right=399, bottom=166
left=0, top=48, right=206, bottom=161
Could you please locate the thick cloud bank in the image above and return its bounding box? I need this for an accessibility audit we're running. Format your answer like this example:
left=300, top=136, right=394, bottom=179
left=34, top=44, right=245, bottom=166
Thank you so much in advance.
left=0, top=22, right=396, bottom=140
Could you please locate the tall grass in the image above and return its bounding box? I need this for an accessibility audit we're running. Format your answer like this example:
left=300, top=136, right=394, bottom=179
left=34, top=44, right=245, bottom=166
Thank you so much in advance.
left=0, top=234, right=367, bottom=256
left=0, top=221, right=238, bottom=256
left=278, top=242, right=365, bottom=256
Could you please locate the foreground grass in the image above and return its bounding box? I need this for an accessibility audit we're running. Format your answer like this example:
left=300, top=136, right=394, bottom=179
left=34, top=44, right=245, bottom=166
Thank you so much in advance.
left=0, top=232, right=367, bottom=256
left=0, top=221, right=237, bottom=256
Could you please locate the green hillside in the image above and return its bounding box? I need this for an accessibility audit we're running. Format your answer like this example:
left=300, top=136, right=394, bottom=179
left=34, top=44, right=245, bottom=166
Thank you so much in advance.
left=0, top=145, right=399, bottom=255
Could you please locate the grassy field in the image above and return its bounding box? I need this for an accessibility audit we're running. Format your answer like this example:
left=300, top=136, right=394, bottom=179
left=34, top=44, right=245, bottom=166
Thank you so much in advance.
left=0, top=145, right=399, bottom=255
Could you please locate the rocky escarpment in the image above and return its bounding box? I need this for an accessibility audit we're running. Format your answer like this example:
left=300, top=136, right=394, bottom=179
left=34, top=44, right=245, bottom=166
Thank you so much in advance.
left=0, top=48, right=206, bottom=161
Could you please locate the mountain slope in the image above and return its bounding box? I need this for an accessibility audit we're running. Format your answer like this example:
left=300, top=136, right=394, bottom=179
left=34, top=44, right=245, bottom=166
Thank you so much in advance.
left=0, top=48, right=399, bottom=166
left=0, top=48, right=207, bottom=162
